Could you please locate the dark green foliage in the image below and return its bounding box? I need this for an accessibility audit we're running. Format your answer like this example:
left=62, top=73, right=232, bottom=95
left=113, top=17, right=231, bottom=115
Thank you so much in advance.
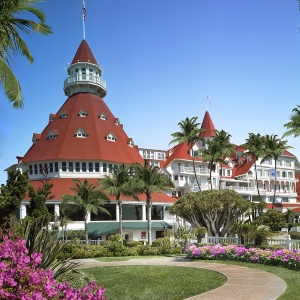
left=0, top=169, right=29, bottom=227
left=289, top=232, right=300, bottom=240
left=170, top=189, right=252, bottom=236
left=123, top=240, right=144, bottom=247
left=24, top=181, right=53, bottom=229
left=255, top=210, right=285, bottom=232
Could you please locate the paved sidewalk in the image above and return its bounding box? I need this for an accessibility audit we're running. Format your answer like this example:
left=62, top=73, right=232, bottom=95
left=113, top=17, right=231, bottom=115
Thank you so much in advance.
left=75, top=257, right=287, bottom=300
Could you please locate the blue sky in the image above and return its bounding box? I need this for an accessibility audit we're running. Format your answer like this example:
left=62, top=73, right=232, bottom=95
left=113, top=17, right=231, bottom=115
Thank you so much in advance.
left=1, top=0, right=300, bottom=185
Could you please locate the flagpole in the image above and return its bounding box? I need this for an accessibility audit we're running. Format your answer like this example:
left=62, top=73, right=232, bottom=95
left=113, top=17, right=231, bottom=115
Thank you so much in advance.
left=82, top=0, right=86, bottom=40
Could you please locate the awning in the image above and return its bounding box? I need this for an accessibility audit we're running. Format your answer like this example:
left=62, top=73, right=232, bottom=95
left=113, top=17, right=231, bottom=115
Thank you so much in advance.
left=88, top=221, right=172, bottom=238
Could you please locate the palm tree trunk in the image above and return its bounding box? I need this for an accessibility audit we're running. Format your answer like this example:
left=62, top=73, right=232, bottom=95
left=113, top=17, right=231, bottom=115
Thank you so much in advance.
left=84, top=214, right=88, bottom=244
left=192, top=149, right=201, bottom=191
left=147, top=198, right=152, bottom=245
left=119, top=199, right=123, bottom=245
left=210, top=160, right=213, bottom=189
left=254, top=159, right=261, bottom=202
left=219, top=165, right=222, bottom=190
left=272, top=161, right=277, bottom=210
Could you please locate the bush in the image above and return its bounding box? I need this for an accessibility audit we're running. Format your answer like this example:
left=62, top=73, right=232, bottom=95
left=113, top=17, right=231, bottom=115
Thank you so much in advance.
left=152, top=237, right=171, bottom=248
left=290, top=232, right=300, bottom=240
left=123, top=240, right=144, bottom=247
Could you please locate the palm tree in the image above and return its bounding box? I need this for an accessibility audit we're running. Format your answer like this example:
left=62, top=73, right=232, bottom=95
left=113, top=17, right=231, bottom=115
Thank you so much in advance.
left=201, top=138, right=227, bottom=189
left=282, top=105, right=300, bottom=138
left=134, top=161, right=173, bottom=244
left=242, top=133, right=264, bottom=201
left=99, top=164, right=141, bottom=244
left=261, top=135, right=293, bottom=210
left=0, top=0, right=52, bottom=108
left=169, top=117, right=206, bottom=190
left=213, top=130, right=235, bottom=190
left=62, top=179, right=110, bottom=244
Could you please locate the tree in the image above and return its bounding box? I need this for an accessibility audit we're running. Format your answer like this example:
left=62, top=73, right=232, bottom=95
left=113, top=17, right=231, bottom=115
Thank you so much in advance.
left=134, top=161, right=173, bottom=244
left=282, top=105, right=300, bottom=138
left=170, top=189, right=252, bottom=237
left=285, top=208, right=295, bottom=224
left=99, top=164, right=141, bottom=244
left=0, top=0, right=52, bottom=108
left=0, top=169, right=28, bottom=227
left=213, top=130, right=235, bottom=190
left=242, top=133, right=264, bottom=201
left=62, top=179, right=110, bottom=244
left=255, top=210, right=284, bottom=232
left=201, top=138, right=227, bottom=189
left=169, top=117, right=206, bottom=191
left=25, top=181, right=53, bottom=230
left=261, top=135, right=292, bottom=209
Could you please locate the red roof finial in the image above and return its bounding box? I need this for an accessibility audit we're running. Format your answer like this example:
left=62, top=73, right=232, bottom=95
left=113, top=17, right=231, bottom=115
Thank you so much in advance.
left=71, top=40, right=98, bottom=65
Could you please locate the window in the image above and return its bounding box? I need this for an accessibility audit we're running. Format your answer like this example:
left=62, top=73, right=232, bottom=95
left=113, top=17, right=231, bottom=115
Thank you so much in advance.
left=95, top=162, right=99, bottom=172
left=75, top=162, right=80, bottom=172
left=285, top=161, right=292, bottom=167
left=141, top=232, right=146, bottom=239
left=227, top=170, right=230, bottom=176
left=157, top=152, right=165, bottom=160
left=69, top=162, right=73, bottom=172
left=81, top=68, right=86, bottom=80
left=107, top=132, right=116, bottom=141
left=288, top=172, right=293, bottom=178
left=103, top=163, right=107, bottom=173
left=39, top=164, right=43, bottom=174
left=99, top=112, right=107, bottom=120
left=282, top=171, right=286, bottom=178
left=174, top=175, right=178, bottom=180
left=256, top=169, right=262, bottom=177
left=60, top=110, right=67, bottom=118
left=62, top=162, right=67, bottom=172
left=89, top=68, right=94, bottom=74
left=48, top=133, right=57, bottom=139
left=82, top=162, right=86, bottom=172
left=55, top=162, right=58, bottom=172
left=180, top=175, right=184, bottom=180
left=193, top=150, right=199, bottom=157
left=264, top=170, right=269, bottom=177
left=109, top=164, right=113, bottom=173
left=76, top=131, right=87, bottom=138
left=29, top=165, right=33, bottom=175
left=78, top=109, right=87, bottom=117
left=282, top=197, right=289, bottom=203
left=89, top=162, right=93, bottom=172
left=49, top=163, right=53, bottom=173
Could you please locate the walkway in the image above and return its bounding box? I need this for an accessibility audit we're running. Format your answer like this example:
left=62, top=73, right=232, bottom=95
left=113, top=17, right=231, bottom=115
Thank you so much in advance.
left=75, top=257, right=287, bottom=300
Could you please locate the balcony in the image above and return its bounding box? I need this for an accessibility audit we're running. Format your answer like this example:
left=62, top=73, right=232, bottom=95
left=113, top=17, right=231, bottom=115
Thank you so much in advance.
left=172, top=166, right=210, bottom=175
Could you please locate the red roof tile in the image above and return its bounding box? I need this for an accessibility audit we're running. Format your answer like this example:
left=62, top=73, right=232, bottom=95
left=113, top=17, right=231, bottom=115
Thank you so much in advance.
left=283, top=149, right=295, bottom=157
left=25, top=178, right=175, bottom=203
left=22, top=93, right=144, bottom=165
left=71, top=40, right=98, bottom=65
left=199, top=111, right=216, bottom=138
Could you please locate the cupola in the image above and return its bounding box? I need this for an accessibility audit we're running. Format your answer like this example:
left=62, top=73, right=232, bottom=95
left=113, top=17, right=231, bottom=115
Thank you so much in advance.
left=63, top=40, right=106, bottom=98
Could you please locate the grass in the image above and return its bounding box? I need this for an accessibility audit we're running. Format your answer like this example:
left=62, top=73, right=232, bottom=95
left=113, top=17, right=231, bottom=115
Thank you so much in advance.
left=82, top=265, right=226, bottom=300
left=194, top=259, right=300, bottom=300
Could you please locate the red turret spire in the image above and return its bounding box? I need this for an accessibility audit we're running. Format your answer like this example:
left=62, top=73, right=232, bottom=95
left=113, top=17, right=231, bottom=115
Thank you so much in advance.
left=199, top=111, right=216, bottom=138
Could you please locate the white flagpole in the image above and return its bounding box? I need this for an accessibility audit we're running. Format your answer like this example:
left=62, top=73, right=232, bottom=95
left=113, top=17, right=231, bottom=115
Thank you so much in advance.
left=82, top=0, right=86, bottom=40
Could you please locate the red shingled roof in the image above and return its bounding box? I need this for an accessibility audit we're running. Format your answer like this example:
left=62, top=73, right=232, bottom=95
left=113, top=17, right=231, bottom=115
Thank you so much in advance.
left=162, top=142, right=203, bottom=168
left=71, top=40, right=98, bottom=65
left=22, top=93, right=144, bottom=164
left=199, top=111, right=216, bottom=138
left=25, top=178, right=175, bottom=203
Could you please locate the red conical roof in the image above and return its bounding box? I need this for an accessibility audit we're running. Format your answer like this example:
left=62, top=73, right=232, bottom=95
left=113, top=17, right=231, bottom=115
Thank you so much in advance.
left=71, top=40, right=98, bottom=65
left=22, top=92, right=144, bottom=164
left=199, top=111, right=216, bottom=138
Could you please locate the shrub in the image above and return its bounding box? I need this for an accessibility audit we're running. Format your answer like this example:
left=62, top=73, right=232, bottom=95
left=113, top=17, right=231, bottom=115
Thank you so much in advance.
left=123, top=240, right=144, bottom=247
left=290, top=232, right=300, bottom=240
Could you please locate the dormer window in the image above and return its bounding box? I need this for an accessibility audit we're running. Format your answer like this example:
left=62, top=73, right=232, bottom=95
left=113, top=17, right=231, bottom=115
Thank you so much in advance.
left=49, top=114, right=55, bottom=122
left=47, top=129, right=58, bottom=140
left=114, top=118, right=120, bottom=125
left=106, top=132, right=116, bottom=142
left=75, top=127, right=88, bottom=138
left=127, top=138, right=134, bottom=147
left=60, top=110, right=68, bottom=118
left=79, top=109, right=87, bottom=117
left=32, top=133, right=41, bottom=144
left=99, top=112, right=107, bottom=120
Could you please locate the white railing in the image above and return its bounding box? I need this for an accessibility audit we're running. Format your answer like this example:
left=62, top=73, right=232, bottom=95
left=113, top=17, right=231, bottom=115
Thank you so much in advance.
left=173, top=167, right=210, bottom=174
left=221, top=186, right=255, bottom=192
left=64, top=75, right=106, bottom=89
left=204, top=234, right=300, bottom=250
left=63, top=239, right=104, bottom=245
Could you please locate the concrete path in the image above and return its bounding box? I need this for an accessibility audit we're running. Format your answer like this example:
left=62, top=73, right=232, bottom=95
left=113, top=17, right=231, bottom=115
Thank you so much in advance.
left=75, top=257, right=287, bottom=300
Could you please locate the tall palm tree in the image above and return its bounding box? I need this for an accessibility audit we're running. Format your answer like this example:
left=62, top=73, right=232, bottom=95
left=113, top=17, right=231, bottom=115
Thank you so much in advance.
left=242, top=133, right=264, bottom=201
left=282, top=105, right=300, bottom=138
left=261, top=135, right=292, bottom=210
left=169, top=117, right=206, bottom=191
left=201, top=138, right=227, bottom=189
left=0, top=0, right=52, bottom=108
left=134, top=161, right=173, bottom=244
left=99, top=164, right=141, bottom=244
left=62, top=179, right=110, bottom=244
left=213, top=130, right=235, bottom=190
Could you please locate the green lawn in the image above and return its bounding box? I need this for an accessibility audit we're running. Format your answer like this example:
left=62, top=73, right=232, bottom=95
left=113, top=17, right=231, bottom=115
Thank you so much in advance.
left=94, top=255, right=184, bottom=262
left=82, top=265, right=226, bottom=300
left=196, top=260, right=300, bottom=300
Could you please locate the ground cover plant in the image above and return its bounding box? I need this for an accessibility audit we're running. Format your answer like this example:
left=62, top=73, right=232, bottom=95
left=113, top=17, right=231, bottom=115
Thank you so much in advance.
left=82, top=265, right=226, bottom=300
left=187, top=244, right=300, bottom=270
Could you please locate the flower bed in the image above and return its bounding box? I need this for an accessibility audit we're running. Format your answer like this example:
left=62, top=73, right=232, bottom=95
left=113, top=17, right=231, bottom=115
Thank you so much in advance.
left=0, top=232, right=106, bottom=299
left=186, top=244, right=300, bottom=270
